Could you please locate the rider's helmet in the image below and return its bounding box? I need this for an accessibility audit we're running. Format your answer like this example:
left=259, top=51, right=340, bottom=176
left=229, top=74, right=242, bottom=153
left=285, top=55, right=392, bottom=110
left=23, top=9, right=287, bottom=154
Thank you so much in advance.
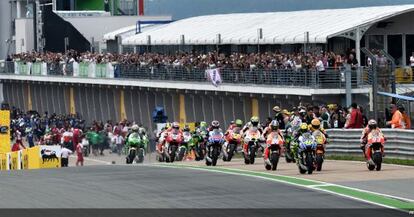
left=273, top=106, right=281, bottom=113
left=139, top=127, right=146, bottom=135
left=165, top=122, right=172, bottom=129
left=131, top=124, right=139, bottom=132
left=183, top=124, right=190, bottom=132
left=200, top=121, right=207, bottom=128
left=250, top=116, right=259, bottom=127
left=311, top=118, right=321, bottom=130
left=211, top=120, right=220, bottom=129
left=172, top=122, right=180, bottom=130
left=235, top=119, right=243, bottom=128
left=368, top=119, right=377, bottom=130
left=270, top=120, right=279, bottom=131
left=300, top=123, right=308, bottom=133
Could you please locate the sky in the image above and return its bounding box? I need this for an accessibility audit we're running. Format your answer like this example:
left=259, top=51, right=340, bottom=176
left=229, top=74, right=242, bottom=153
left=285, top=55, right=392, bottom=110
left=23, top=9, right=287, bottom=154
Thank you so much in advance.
left=145, top=0, right=414, bottom=19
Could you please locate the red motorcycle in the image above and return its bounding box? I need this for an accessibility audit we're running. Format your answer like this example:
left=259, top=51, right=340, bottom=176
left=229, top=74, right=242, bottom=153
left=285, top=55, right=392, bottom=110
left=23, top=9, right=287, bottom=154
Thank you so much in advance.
left=366, top=129, right=385, bottom=171
left=164, top=129, right=183, bottom=163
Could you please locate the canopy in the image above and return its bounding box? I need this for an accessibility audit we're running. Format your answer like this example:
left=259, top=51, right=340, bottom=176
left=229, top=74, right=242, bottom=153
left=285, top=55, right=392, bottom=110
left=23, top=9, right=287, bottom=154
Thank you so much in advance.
left=122, top=4, right=414, bottom=46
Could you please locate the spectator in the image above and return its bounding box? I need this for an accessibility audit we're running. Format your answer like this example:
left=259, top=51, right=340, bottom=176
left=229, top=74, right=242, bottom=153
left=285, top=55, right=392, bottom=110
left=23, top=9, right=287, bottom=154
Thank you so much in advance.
left=399, top=106, right=411, bottom=129
left=11, top=142, right=25, bottom=152
left=410, top=52, right=414, bottom=71
left=61, top=147, right=73, bottom=167
left=346, top=103, right=363, bottom=129
left=75, top=141, right=84, bottom=166
left=347, top=54, right=358, bottom=70
left=387, top=104, right=403, bottom=129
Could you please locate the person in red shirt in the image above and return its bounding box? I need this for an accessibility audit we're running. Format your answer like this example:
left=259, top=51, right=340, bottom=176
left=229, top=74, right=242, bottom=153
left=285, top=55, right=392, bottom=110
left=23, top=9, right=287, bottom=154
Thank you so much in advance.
left=75, top=141, right=84, bottom=166
left=11, top=142, right=25, bottom=152
left=346, top=103, right=363, bottom=129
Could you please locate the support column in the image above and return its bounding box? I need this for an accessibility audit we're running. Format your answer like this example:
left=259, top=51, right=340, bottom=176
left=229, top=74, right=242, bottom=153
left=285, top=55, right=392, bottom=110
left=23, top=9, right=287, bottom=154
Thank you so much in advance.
left=179, top=94, right=186, bottom=123
left=356, top=27, right=361, bottom=66
left=345, top=65, right=352, bottom=108
left=251, top=98, right=259, bottom=117
left=69, top=87, right=75, bottom=114
left=16, top=1, right=21, bottom=19
left=27, top=84, right=32, bottom=111
left=402, top=34, right=407, bottom=66
left=384, top=35, right=388, bottom=53
left=120, top=89, right=127, bottom=121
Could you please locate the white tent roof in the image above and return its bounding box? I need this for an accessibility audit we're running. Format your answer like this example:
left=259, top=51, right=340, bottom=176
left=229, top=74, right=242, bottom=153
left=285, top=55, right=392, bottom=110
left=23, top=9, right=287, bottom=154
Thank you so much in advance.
left=103, top=24, right=162, bottom=41
left=123, top=4, right=414, bottom=46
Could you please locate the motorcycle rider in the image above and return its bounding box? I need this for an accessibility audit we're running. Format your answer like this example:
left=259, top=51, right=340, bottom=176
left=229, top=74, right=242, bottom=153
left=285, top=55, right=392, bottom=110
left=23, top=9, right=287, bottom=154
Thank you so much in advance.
left=291, top=123, right=311, bottom=161
left=309, top=118, right=328, bottom=155
left=360, top=120, right=385, bottom=164
left=263, top=120, right=285, bottom=164
left=242, top=116, right=263, bottom=135
left=125, top=124, right=147, bottom=156
left=206, top=120, right=224, bottom=159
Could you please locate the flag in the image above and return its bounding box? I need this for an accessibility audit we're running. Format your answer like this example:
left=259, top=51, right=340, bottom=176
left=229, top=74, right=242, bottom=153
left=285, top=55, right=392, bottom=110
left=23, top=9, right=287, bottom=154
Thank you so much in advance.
left=205, top=68, right=222, bottom=87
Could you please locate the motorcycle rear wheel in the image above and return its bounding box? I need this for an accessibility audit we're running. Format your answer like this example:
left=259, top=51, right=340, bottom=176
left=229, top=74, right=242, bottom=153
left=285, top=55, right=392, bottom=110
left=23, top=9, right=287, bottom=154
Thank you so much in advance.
left=271, top=152, right=279, bottom=171
left=316, top=154, right=324, bottom=171
left=373, top=152, right=382, bottom=171
left=306, top=153, right=314, bottom=174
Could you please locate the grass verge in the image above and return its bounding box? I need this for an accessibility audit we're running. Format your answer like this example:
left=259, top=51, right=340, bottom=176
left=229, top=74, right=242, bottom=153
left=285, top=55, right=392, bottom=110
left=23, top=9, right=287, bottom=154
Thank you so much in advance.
left=326, top=155, right=414, bottom=166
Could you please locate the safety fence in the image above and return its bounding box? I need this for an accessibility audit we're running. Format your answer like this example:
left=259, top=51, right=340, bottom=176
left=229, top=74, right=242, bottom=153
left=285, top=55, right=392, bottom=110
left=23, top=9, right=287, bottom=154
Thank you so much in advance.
left=326, top=129, right=414, bottom=159
left=0, top=60, right=371, bottom=89
left=0, top=145, right=61, bottom=171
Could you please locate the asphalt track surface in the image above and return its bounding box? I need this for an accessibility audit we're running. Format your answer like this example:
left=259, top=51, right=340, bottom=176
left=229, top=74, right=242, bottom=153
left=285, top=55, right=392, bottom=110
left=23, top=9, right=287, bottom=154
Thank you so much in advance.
left=0, top=165, right=409, bottom=217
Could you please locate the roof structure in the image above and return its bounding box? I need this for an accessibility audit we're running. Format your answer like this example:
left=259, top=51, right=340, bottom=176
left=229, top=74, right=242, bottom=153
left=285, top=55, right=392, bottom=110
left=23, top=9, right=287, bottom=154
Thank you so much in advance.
left=122, top=4, right=414, bottom=46
left=103, top=24, right=160, bottom=41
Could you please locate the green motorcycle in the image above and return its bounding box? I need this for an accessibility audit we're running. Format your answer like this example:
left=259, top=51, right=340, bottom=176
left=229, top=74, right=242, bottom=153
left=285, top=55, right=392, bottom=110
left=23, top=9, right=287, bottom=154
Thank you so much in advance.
left=126, top=133, right=147, bottom=164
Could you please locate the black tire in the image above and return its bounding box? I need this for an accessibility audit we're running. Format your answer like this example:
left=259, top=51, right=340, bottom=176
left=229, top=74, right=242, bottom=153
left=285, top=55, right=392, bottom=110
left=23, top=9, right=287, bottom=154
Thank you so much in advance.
left=316, top=154, right=324, bottom=171
left=126, top=150, right=136, bottom=164
left=368, top=164, right=375, bottom=171
left=169, top=145, right=177, bottom=163
left=265, top=164, right=271, bottom=170
left=177, top=147, right=186, bottom=161
left=285, top=155, right=292, bottom=163
left=211, top=146, right=219, bottom=166
left=373, top=152, right=382, bottom=171
left=227, top=144, right=236, bottom=162
left=158, top=155, right=164, bottom=162
left=299, top=167, right=307, bottom=174
left=205, top=159, right=212, bottom=166
left=137, top=149, right=144, bottom=163
left=249, top=146, right=256, bottom=165
left=271, top=152, right=279, bottom=171
left=244, top=158, right=250, bottom=165
left=306, top=152, right=314, bottom=174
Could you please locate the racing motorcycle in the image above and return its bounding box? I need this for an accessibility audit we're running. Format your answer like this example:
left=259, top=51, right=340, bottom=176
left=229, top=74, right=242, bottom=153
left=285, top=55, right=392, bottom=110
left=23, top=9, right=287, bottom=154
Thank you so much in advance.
left=297, top=133, right=317, bottom=174
left=189, top=131, right=205, bottom=161
left=222, top=128, right=242, bottom=162
left=206, top=129, right=224, bottom=166
left=313, top=130, right=327, bottom=171
left=264, top=131, right=284, bottom=171
left=366, top=130, right=385, bottom=171
left=243, top=127, right=261, bottom=165
left=164, top=129, right=182, bottom=163
left=126, top=135, right=145, bottom=164
left=176, top=130, right=192, bottom=161
left=284, top=127, right=295, bottom=163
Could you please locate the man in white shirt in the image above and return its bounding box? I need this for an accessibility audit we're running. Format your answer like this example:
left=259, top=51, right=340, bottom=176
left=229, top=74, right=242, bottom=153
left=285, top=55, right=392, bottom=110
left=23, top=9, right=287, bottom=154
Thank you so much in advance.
left=316, top=58, right=325, bottom=72
left=61, top=147, right=73, bottom=167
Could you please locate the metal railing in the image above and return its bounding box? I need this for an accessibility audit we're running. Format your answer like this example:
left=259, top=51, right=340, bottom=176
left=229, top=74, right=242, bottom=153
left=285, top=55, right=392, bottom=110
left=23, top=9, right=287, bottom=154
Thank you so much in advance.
left=326, top=129, right=414, bottom=159
left=0, top=61, right=370, bottom=89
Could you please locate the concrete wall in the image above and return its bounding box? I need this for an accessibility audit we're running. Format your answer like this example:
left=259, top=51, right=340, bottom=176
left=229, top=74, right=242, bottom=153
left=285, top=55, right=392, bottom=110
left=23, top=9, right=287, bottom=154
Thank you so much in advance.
left=15, top=18, right=34, bottom=53
left=1, top=80, right=375, bottom=133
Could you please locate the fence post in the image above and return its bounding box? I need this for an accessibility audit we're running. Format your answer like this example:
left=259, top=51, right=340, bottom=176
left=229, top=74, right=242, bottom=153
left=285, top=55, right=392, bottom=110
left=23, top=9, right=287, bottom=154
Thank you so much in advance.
left=345, top=64, right=352, bottom=108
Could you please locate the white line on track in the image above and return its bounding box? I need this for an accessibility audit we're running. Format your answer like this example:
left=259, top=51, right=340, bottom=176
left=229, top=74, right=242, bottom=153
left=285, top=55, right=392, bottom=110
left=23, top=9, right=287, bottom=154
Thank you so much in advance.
left=144, top=164, right=413, bottom=213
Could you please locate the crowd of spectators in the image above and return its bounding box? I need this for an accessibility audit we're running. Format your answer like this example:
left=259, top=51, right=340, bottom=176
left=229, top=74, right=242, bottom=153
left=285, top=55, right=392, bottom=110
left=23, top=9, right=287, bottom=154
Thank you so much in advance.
left=7, top=49, right=359, bottom=71
left=9, top=107, right=141, bottom=165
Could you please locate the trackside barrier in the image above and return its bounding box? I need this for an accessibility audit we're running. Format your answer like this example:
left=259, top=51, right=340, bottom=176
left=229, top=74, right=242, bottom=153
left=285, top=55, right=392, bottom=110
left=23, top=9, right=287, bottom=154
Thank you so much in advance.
left=326, top=129, right=414, bottom=159
left=0, top=146, right=61, bottom=171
